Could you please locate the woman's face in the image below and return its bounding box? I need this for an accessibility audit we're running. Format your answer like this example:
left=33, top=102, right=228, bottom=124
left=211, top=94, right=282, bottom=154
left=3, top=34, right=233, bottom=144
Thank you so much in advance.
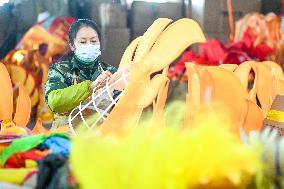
left=71, top=27, right=100, bottom=51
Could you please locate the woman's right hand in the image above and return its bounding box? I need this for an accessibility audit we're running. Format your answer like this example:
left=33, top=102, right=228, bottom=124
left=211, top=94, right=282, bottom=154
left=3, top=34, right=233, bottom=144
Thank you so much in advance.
left=91, top=71, right=112, bottom=90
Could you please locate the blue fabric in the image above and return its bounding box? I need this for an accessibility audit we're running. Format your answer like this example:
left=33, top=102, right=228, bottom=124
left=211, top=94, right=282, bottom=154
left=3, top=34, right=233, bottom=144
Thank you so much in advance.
left=42, top=136, right=71, bottom=157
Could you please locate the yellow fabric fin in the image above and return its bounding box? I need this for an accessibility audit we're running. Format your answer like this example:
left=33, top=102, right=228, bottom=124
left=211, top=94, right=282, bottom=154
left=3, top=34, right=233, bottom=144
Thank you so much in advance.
left=133, top=18, right=172, bottom=62
left=184, top=63, right=200, bottom=128
left=31, top=89, right=39, bottom=108
left=242, top=99, right=264, bottom=135
left=195, top=65, right=215, bottom=106
left=152, top=67, right=170, bottom=121
left=247, top=69, right=258, bottom=104
left=9, top=65, right=27, bottom=85
left=219, top=64, right=238, bottom=72
left=13, top=85, right=31, bottom=127
left=100, top=18, right=205, bottom=134
left=233, top=61, right=254, bottom=91
left=138, top=74, right=168, bottom=108
left=99, top=67, right=148, bottom=135
left=118, top=36, right=142, bottom=70
left=206, top=66, right=247, bottom=132
left=262, top=61, right=284, bottom=80
left=142, top=18, right=206, bottom=74
left=0, top=63, right=13, bottom=120
left=41, top=63, right=49, bottom=84
left=24, top=74, right=35, bottom=95
left=252, top=63, right=274, bottom=115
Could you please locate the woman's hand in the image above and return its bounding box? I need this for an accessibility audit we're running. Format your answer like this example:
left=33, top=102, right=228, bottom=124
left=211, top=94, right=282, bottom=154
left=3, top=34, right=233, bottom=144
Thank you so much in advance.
left=91, top=71, right=112, bottom=90
left=109, top=64, right=133, bottom=91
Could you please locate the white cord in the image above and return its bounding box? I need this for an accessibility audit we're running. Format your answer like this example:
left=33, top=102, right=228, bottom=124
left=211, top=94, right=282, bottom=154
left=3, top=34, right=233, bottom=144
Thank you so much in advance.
left=68, top=67, right=130, bottom=134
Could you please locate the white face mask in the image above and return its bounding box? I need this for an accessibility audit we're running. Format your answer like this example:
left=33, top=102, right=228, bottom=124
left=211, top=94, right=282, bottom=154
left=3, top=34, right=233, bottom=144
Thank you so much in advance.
left=75, top=44, right=101, bottom=62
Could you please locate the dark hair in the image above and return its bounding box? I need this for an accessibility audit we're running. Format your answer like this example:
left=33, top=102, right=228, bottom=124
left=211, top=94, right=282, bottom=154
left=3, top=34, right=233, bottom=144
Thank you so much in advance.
left=68, top=19, right=101, bottom=46
left=60, top=19, right=101, bottom=61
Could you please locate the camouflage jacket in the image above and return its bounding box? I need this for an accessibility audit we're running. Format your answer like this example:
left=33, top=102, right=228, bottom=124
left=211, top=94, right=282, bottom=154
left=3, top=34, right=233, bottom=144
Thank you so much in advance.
left=45, top=56, right=117, bottom=114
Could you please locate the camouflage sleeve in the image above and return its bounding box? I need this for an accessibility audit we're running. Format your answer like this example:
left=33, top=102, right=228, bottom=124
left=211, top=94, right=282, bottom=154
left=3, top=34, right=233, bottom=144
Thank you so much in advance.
left=45, top=64, right=92, bottom=114
left=104, top=62, right=117, bottom=74
left=45, top=64, right=68, bottom=103
left=47, top=80, right=92, bottom=114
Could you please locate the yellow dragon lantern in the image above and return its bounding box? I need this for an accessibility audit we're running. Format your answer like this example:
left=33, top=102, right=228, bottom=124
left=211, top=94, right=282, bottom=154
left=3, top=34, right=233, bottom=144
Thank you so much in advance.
left=69, top=18, right=284, bottom=137
left=2, top=17, right=283, bottom=138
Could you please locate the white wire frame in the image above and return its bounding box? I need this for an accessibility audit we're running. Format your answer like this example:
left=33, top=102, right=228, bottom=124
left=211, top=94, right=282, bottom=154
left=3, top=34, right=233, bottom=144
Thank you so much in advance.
left=68, top=68, right=130, bottom=135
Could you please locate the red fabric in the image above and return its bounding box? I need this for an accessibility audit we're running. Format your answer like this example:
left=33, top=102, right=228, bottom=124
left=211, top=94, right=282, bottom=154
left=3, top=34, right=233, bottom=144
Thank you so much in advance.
left=168, top=50, right=193, bottom=79
left=168, top=27, right=274, bottom=79
left=6, top=149, right=50, bottom=168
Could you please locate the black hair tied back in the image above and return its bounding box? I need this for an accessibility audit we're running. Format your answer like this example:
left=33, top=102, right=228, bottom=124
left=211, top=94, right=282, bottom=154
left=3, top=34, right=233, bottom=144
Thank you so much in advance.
left=60, top=19, right=101, bottom=62
left=68, top=19, right=101, bottom=45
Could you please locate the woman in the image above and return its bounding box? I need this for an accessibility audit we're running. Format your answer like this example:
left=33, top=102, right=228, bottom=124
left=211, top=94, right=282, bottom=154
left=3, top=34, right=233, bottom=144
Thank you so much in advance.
left=45, top=19, right=118, bottom=129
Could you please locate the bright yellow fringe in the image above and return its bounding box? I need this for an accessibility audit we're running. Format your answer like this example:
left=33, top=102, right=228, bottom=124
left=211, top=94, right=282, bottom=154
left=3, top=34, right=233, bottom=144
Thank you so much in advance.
left=70, top=105, right=261, bottom=189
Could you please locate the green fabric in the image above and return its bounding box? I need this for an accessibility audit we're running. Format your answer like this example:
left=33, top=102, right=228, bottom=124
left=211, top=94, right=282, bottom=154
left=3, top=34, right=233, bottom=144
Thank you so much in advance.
left=0, top=134, right=47, bottom=165
left=0, top=133, right=69, bottom=165
left=45, top=56, right=117, bottom=114
left=48, top=80, right=92, bottom=114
